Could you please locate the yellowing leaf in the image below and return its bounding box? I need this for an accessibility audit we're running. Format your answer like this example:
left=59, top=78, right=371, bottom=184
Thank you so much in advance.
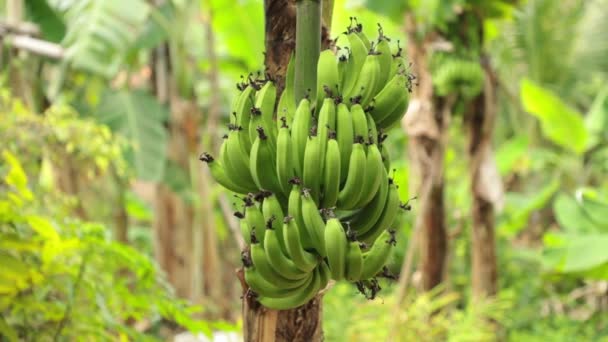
left=27, top=216, right=60, bottom=241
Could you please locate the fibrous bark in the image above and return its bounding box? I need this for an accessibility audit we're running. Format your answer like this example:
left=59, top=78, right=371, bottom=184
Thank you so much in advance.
left=402, top=13, right=448, bottom=291
left=466, top=55, right=501, bottom=299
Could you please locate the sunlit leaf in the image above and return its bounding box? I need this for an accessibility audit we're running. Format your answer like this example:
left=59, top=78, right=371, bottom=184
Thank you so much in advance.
left=520, top=78, right=588, bottom=154
left=97, top=90, right=168, bottom=182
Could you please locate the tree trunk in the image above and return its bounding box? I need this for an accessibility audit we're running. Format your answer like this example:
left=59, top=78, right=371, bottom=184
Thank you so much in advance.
left=402, top=13, right=448, bottom=291
left=466, top=55, right=501, bottom=299
left=150, top=40, right=196, bottom=300
left=241, top=1, right=327, bottom=340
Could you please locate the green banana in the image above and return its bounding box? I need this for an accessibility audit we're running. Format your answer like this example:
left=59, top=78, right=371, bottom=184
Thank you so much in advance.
left=254, top=81, right=278, bottom=147
left=291, top=99, right=312, bottom=178
left=353, top=143, right=383, bottom=208
left=256, top=265, right=322, bottom=310
left=380, top=145, right=391, bottom=172
left=366, top=113, right=378, bottom=145
left=276, top=54, right=296, bottom=127
left=199, top=153, right=251, bottom=194
left=224, top=128, right=257, bottom=188
left=245, top=266, right=313, bottom=298
left=324, top=217, right=348, bottom=281
left=335, top=103, right=354, bottom=184
left=301, top=190, right=327, bottom=257
left=348, top=17, right=371, bottom=50
left=302, top=132, right=322, bottom=203
left=316, top=50, right=340, bottom=110
left=359, top=181, right=401, bottom=245
left=342, top=32, right=369, bottom=99
left=316, top=97, right=337, bottom=185
left=376, top=95, right=409, bottom=130
left=261, top=192, right=287, bottom=254
left=250, top=127, right=282, bottom=194
left=359, top=229, right=397, bottom=279
left=350, top=104, right=369, bottom=142
left=337, top=141, right=366, bottom=210
left=344, top=228, right=363, bottom=282
left=250, top=241, right=309, bottom=288
left=321, top=137, right=341, bottom=208
left=368, top=73, right=409, bottom=124
left=348, top=170, right=389, bottom=234
left=244, top=196, right=267, bottom=243
left=347, top=51, right=382, bottom=107
left=284, top=216, right=319, bottom=272
left=276, top=118, right=294, bottom=195
left=234, top=84, right=257, bottom=151
left=263, top=226, right=309, bottom=280
left=287, top=178, right=314, bottom=249
left=235, top=210, right=251, bottom=244
left=374, top=24, right=393, bottom=90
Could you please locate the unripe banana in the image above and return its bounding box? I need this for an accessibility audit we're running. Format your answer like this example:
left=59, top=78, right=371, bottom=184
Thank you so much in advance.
left=277, top=53, right=297, bottom=127
left=324, top=217, right=348, bottom=281
left=316, top=98, right=337, bottom=182
left=376, top=96, right=409, bottom=130
left=263, top=225, right=309, bottom=280
left=254, top=81, right=278, bottom=147
left=349, top=171, right=389, bottom=234
left=224, top=128, right=257, bottom=189
left=359, top=181, right=401, bottom=244
left=344, top=228, right=363, bottom=282
left=250, top=127, right=283, bottom=194
left=337, top=140, right=366, bottom=210
left=287, top=178, right=314, bottom=249
left=374, top=25, right=393, bottom=90
left=359, top=229, right=397, bottom=279
left=316, top=50, right=340, bottom=110
left=346, top=52, right=381, bottom=107
left=353, top=143, right=383, bottom=208
left=341, top=32, right=368, bottom=98
left=276, top=118, right=294, bottom=196
left=245, top=266, right=311, bottom=298
left=321, top=137, right=341, bottom=208
left=234, top=84, right=257, bottom=151
left=368, top=73, right=409, bottom=124
left=249, top=241, right=310, bottom=290
left=302, top=131, right=322, bottom=203
left=301, top=190, right=327, bottom=257
left=283, top=216, right=319, bottom=272
left=350, top=104, right=369, bottom=143
left=244, top=196, right=267, bottom=243
left=261, top=192, right=287, bottom=254
left=199, top=153, right=251, bottom=194
left=291, top=99, right=312, bottom=178
left=235, top=211, right=251, bottom=244
left=256, top=265, right=322, bottom=310
left=335, top=103, right=354, bottom=184
left=380, top=145, right=391, bottom=172
left=348, top=17, right=371, bottom=50
left=365, top=113, right=378, bottom=145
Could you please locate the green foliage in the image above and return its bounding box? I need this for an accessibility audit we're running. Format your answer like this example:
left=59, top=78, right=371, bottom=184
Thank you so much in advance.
left=97, top=90, right=168, bottom=182
left=324, top=283, right=511, bottom=342
left=520, top=78, right=588, bottom=154
left=0, top=151, right=215, bottom=341
left=59, top=0, right=151, bottom=77
left=24, top=0, right=66, bottom=43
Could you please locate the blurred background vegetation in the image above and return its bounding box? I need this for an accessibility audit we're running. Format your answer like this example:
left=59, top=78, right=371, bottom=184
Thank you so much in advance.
left=1, top=0, right=608, bottom=341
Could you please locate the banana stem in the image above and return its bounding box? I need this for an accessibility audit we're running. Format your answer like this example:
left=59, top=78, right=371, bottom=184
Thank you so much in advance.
left=294, top=0, right=321, bottom=104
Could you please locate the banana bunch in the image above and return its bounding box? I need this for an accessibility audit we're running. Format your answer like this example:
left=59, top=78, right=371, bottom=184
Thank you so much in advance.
left=201, top=19, right=413, bottom=310
left=432, top=57, right=484, bottom=99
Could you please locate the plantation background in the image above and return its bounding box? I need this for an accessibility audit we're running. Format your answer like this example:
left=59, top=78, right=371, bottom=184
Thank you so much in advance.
left=1, top=0, right=608, bottom=341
